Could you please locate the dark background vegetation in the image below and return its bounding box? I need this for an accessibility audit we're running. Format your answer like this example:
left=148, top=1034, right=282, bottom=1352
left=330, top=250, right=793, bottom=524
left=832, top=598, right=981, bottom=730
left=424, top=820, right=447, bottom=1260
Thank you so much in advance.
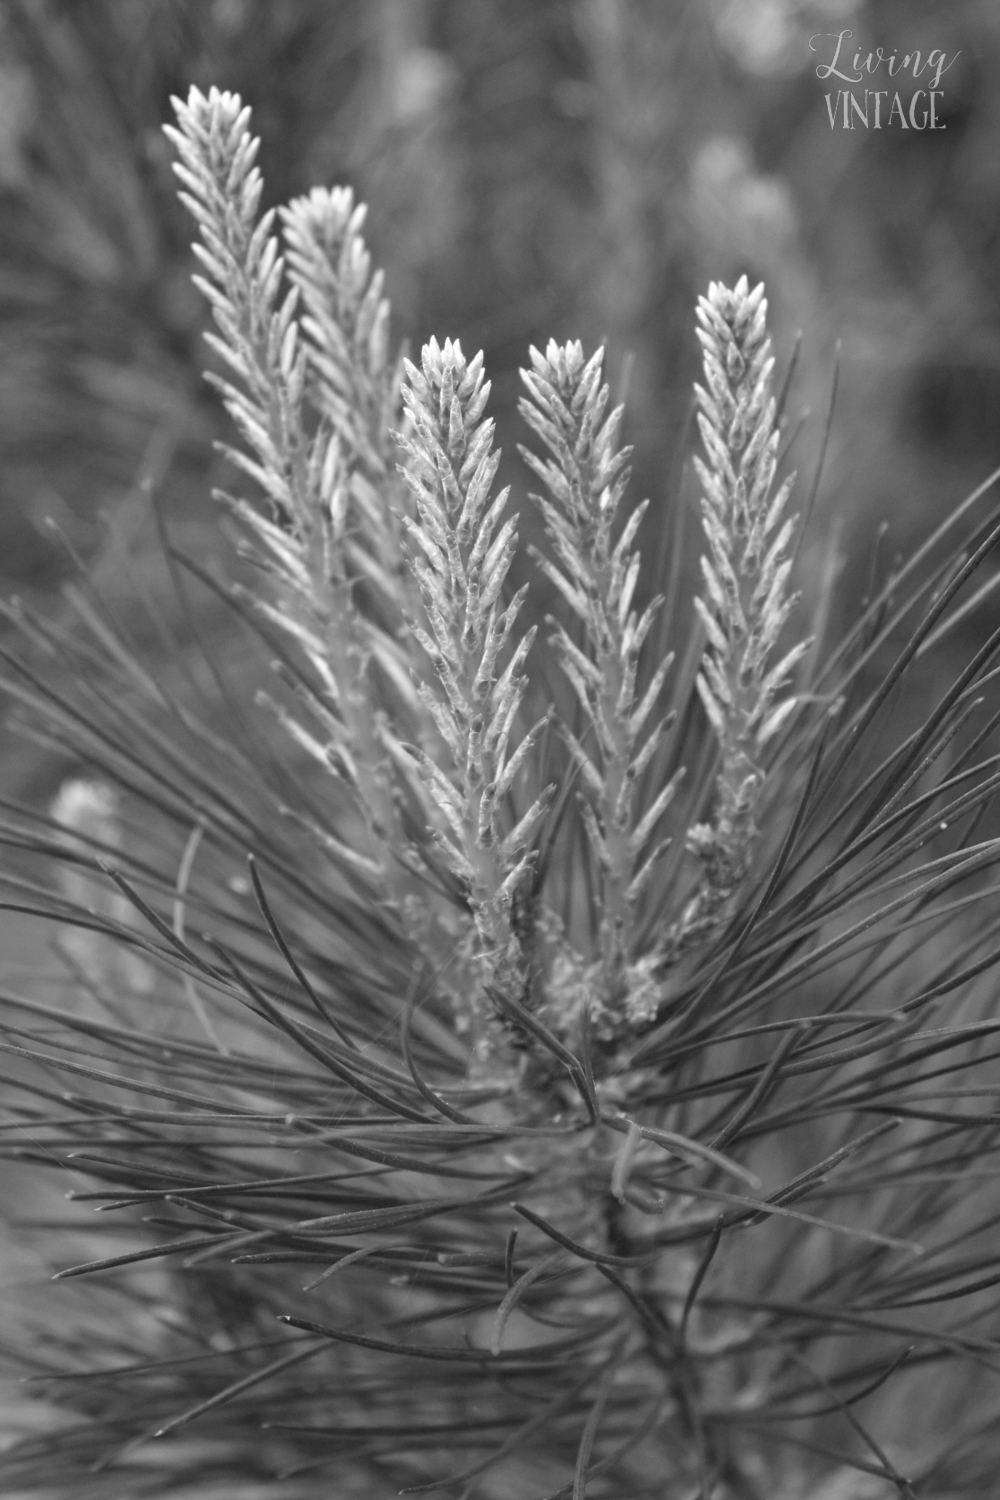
left=1, top=4, right=999, bottom=1481
left=0, top=0, right=997, bottom=778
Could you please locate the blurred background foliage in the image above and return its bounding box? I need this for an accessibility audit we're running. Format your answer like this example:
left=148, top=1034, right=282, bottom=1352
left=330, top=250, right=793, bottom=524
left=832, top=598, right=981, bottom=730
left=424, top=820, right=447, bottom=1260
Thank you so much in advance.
left=0, top=3, right=999, bottom=1477
left=0, top=0, right=998, bottom=775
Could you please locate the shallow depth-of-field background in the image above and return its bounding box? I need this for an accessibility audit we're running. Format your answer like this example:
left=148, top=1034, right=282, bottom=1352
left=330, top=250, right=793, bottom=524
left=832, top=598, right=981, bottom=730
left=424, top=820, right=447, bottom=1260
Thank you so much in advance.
left=1, top=1, right=1000, bottom=1487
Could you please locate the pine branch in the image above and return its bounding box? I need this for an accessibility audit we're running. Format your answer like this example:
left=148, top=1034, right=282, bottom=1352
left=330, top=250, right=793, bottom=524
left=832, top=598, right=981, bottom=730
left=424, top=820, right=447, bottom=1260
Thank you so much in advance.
left=164, top=86, right=430, bottom=932
left=668, top=276, right=808, bottom=958
left=398, top=338, right=548, bottom=1034
left=280, top=185, right=414, bottom=628
left=518, top=340, right=677, bottom=1032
